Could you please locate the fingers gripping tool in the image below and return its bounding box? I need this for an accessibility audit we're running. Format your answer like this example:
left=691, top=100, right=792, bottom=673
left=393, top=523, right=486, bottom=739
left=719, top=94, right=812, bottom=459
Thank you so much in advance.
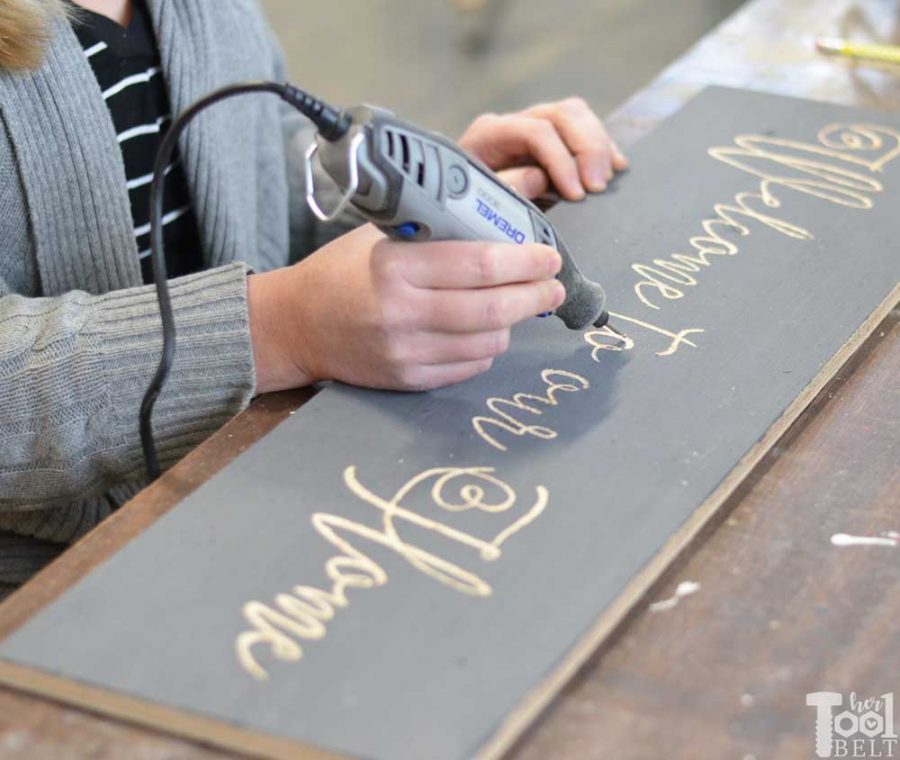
left=304, top=105, right=614, bottom=331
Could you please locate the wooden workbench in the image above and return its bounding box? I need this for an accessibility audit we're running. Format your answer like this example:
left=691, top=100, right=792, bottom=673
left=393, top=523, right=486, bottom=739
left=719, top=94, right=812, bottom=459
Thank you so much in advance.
left=2, top=0, right=898, bottom=757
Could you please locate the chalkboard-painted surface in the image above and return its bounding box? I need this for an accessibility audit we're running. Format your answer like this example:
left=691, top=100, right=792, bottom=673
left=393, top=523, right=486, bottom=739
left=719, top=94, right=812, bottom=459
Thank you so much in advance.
left=2, top=87, right=899, bottom=760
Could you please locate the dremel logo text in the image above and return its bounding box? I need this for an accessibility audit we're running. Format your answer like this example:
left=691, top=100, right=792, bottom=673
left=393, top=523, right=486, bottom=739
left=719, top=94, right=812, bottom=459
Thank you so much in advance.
left=474, top=198, right=526, bottom=244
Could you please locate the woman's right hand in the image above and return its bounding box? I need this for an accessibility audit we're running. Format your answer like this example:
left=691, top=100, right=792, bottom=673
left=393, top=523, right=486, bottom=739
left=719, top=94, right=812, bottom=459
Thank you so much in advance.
left=247, top=223, right=565, bottom=393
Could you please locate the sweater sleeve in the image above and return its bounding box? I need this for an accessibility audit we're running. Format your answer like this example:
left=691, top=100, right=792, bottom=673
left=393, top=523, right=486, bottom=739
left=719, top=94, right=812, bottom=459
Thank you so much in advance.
left=0, top=263, right=255, bottom=510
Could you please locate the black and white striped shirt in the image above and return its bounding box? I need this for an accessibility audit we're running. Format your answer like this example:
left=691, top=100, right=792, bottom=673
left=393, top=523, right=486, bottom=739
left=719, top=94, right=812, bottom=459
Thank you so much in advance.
left=72, top=0, right=203, bottom=284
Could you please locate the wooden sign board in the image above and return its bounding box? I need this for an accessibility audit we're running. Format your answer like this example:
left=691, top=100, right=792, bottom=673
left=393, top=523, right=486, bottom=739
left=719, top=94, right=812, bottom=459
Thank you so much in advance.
left=1, top=87, right=899, bottom=760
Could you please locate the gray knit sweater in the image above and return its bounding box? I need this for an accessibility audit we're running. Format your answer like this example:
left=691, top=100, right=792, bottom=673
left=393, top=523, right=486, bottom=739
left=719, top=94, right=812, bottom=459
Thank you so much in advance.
left=0, top=0, right=356, bottom=597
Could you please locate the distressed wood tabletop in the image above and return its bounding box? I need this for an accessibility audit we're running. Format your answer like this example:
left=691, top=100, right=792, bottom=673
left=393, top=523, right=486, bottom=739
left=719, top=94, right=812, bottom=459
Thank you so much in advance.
left=2, top=0, right=898, bottom=757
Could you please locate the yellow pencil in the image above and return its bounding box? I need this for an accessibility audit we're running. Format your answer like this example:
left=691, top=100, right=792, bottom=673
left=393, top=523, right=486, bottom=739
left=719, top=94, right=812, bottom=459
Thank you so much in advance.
left=816, top=36, right=900, bottom=66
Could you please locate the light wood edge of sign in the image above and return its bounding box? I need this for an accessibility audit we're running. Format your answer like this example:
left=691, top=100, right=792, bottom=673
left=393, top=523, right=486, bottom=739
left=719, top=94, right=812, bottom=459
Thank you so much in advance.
left=476, top=281, right=900, bottom=760
left=0, top=658, right=343, bottom=760
left=0, top=283, right=896, bottom=760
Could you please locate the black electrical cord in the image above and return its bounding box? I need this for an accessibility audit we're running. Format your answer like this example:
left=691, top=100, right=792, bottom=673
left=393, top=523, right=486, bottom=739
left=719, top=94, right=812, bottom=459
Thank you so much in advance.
left=139, top=81, right=350, bottom=481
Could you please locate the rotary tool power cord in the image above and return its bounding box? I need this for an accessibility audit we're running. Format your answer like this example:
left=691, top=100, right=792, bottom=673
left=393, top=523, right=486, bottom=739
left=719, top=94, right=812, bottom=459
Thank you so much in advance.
left=139, top=82, right=349, bottom=481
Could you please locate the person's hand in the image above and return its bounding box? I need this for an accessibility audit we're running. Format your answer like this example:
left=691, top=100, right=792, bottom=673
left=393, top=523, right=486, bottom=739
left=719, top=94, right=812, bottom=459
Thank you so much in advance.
left=247, top=224, right=565, bottom=393
left=458, top=97, right=628, bottom=201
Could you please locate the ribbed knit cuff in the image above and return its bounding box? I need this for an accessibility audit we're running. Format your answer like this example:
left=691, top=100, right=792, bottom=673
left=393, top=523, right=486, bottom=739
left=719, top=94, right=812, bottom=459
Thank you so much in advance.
left=89, top=263, right=256, bottom=481
left=0, top=530, right=66, bottom=585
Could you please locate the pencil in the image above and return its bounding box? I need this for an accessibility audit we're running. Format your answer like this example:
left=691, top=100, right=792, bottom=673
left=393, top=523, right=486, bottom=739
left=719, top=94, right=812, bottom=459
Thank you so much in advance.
left=816, top=36, right=900, bottom=66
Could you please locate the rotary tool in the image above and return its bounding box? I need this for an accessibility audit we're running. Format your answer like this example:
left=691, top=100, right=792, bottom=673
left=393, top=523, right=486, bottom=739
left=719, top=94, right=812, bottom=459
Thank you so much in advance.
left=141, top=82, right=618, bottom=479
left=308, top=104, right=612, bottom=331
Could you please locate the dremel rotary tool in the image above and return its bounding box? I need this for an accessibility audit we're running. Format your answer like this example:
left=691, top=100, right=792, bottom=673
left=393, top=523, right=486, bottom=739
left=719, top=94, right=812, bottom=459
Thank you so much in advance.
left=306, top=104, right=614, bottom=332
left=141, top=82, right=619, bottom=480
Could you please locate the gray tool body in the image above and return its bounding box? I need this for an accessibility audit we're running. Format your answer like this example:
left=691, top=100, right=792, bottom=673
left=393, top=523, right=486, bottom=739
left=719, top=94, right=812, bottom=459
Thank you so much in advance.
left=310, top=105, right=609, bottom=330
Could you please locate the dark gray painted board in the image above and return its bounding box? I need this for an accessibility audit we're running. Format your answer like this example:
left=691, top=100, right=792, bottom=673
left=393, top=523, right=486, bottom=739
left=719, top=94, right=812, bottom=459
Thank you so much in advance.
left=3, top=87, right=899, bottom=760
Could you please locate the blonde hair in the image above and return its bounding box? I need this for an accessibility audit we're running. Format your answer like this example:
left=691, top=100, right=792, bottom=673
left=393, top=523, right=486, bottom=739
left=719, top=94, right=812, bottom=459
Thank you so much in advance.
left=0, top=0, right=68, bottom=70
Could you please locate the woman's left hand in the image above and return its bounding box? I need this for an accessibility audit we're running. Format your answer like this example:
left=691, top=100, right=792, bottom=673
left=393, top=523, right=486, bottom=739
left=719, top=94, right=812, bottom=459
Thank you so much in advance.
left=458, top=97, right=628, bottom=201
